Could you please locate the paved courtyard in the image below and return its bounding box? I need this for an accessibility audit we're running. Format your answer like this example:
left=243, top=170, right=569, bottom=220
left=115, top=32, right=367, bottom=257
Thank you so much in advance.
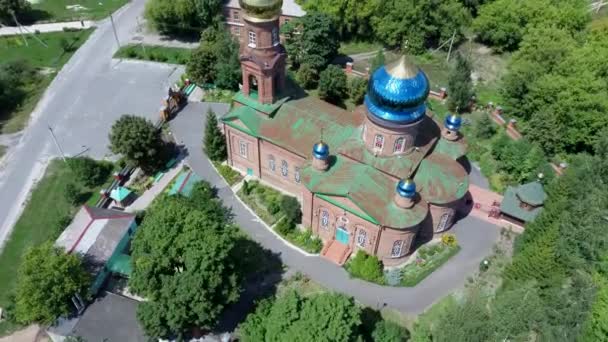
left=171, top=102, right=502, bottom=314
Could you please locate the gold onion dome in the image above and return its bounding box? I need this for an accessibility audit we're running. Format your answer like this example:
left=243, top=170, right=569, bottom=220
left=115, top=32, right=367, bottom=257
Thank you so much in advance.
left=239, top=0, right=283, bottom=21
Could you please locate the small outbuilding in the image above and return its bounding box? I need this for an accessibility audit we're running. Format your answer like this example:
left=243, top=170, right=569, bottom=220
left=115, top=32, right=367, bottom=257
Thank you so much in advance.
left=500, top=181, right=547, bottom=225
left=110, top=186, right=135, bottom=207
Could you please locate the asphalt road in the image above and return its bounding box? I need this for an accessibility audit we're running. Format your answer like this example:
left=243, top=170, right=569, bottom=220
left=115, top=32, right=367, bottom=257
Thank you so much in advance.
left=171, top=102, right=501, bottom=314
left=0, top=0, right=182, bottom=247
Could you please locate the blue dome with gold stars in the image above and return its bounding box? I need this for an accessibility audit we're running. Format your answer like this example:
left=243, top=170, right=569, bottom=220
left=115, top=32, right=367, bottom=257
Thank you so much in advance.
left=444, top=113, right=462, bottom=131
left=364, top=56, right=430, bottom=124
left=396, top=179, right=416, bottom=198
left=312, top=141, right=329, bottom=160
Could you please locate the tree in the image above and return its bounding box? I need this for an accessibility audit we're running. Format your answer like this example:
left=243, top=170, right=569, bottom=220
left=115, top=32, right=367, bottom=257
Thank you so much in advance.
left=372, top=320, right=410, bottom=342
left=473, top=0, right=589, bottom=51
left=68, top=157, right=112, bottom=187
left=346, top=250, right=384, bottom=284
left=0, top=0, right=31, bottom=25
left=296, top=63, right=319, bottom=89
left=318, top=65, right=348, bottom=104
left=108, top=115, right=166, bottom=173
left=187, top=27, right=241, bottom=90
left=144, top=0, right=221, bottom=36
left=13, top=242, right=90, bottom=324
left=473, top=114, right=496, bottom=140
left=281, top=12, right=340, bottom=71
left=0, top=60, right=33, bottom=116
left=371, top=0, right=470, bottom=53
left=349, top=77, right=368, bottom=105
left=432, top=291, right=493, bottom=341
left=280, top=195, right=301, bottom=224
left=203, top=109, right=227, bottom=161
left=301, top=0, right=380, bottom=39
left=239, top=291, right=362, bottom=342
left=129, top=195, right=240, bottom=339
left=447, top=53, right=473, bottom=113
left=64, top=182, right=80, bottom=205
left=369, top=49, right=385, bottom=73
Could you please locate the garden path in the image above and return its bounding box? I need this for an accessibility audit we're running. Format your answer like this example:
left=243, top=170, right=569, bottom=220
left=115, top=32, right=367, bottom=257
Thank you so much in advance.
left=170, top=102, right=502, bottom=314
left=0, top=21, right=94, bottom=36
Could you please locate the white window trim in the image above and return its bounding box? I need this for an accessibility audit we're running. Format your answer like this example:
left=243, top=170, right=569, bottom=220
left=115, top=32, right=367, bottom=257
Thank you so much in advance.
left=239, top=141, right=248, bottom=158
left=394, top=137, right=406, bottom=153
left=391, top=240, right=404, bottom=258
left=281, top=160, right=288, bottom=177
left=356, top=228, right=367, bottom=247
left=272, top=28, right=280, bottom=46
left=294, top=166, right=301, bottom=183
left=437, top=212, right=452, bottom=233
left=374, top=134, right=384, bottom=151
left=320, top=209, right=329, bottom=229
left=268, top=155, right=275, bottom=172
left=248, top=31, right=257, bottom=48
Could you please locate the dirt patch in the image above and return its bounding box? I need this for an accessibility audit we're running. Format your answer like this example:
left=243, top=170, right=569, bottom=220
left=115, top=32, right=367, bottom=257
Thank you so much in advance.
left=0, top=324, right=48, bottom=342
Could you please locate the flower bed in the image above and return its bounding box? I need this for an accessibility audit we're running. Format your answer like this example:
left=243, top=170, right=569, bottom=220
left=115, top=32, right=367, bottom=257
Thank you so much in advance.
left=400, top=243, right=461, bottom=287
left=237, top=180, right=283, bottom=225
left=275, top=219, right=322, bottom=254
left=213, top=161, right=243, bottom=186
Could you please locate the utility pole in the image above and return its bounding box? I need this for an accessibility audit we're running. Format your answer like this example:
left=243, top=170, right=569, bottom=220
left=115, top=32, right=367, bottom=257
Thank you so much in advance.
left=109, top=13, right=120, bottom=48
left=48, top=125, right=67, bottom=163
left=446, top=30, right=457, bottom=62
left=10, top=11, right=28, bottom=47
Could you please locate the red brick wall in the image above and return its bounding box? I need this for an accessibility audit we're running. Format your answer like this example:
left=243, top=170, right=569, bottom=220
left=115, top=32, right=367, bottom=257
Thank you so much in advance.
left=258, top=140, right=306, bottom=198
left=376, top=227, right=418, bottom=266
left=225, top=125, right=260, bottom=177
left=361, top=115, right=423, bottom=157
left=428, top=202, right=457, bottom=234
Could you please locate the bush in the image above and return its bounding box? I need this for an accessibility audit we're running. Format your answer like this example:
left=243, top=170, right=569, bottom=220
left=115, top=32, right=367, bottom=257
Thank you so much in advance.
left=275, top=218, right=295, bottom=236
left=318, top=65, right=348, bottom=104
left=441, top=234, right=457, bottom=247
left=68, top=157, right=112, bottom=187
left=296, top=63, right=319, bottom=89
left=372, top=320, right=410, bottom=342
left=349, top=77, right=367, bottom=105
left=64, top=182, right=80, bottom=205
left=280, top=195, right=301, bottom=224
left=346, top=250, right=385, bottom=284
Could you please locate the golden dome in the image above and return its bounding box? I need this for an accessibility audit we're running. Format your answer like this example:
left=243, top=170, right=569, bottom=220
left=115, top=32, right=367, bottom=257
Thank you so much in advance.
left=239, top=0, right=283, bottom=21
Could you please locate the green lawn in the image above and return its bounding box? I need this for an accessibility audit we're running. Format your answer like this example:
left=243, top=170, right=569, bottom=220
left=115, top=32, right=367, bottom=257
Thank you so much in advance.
left=114, top=44, right=192, bottom=65
left=0, top=29, right=93, bottom=134
left=237, top=181, right=283, bottom=225
left=339, top=40, right=383, bottom=55
left=31, top=0, right=130, bottom=22
left=400, top=243, right=461, bottom=287
left=212, top=161, right=243, bottom=186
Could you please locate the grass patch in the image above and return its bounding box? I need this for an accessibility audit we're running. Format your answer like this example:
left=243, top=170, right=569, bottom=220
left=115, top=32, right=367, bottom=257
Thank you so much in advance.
left=204, top=89, right=236, bottom=103
left=400, top=243, right=461, bottom=287
left=0, top=159, right=112, bottom=312
left=274, top=219, right=322, bottom=254
left=114, top=44, right=192, bottom=64
left=339, top=40, right=383, bottom=55
left=278, top=273, right=326, bottom=298
left=0, top=29, right=93, bottom=134
left=213, top=161, right=243, bottom=186
left=237, top=180, right=283, bottom=225
left=31, top=0, right=130, bottom=22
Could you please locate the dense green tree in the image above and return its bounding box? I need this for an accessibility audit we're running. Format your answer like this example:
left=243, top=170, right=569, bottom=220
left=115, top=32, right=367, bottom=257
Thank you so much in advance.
left=239, top=291, right=362, bottom=341
left=108, top=115, right=166, bottom=173
left=489, top=284, right=547, bottom=340
left=346, top=250, right=384, bottom=284
left=490, top=135, right=547, bottom=183
left=130, top=194, right=240, bottom=339
left=296, top=63, right=319, bottom=89
left=473, top=0, right=589, bottom=51
left=0, top=0, right=30, bottom=25
left=372, top=320, right=410, bottom=342
left=580, top=275, right=608, bottom=342
left=473, top=114, right=496, bottom=140
left=281, top=12, right=340, bottom=70
left=0, top=60, right=34, bottom=116
left=64, top=182, right=80, bottom=205
left=280, top=195, right=301, bottom=224
left=318, top=65, right=348, bottom=104
left=432, top=291, right=493, bottom=341
left=187, top=27, right=241, bottom=89
left=203, top=109, right=227, bottom=161
left=14, top=242, right=90, bottom=324
left=447, top=53, right=473, bottom=112
left=67, top=157, right=112, bottom=187
left=348, top=77, right=368, bottom=105
left=144, top=0, right=221, bottom=36
left=300, top=0, right=379, bottom=39
left=371, top=0, right=470, bottom=53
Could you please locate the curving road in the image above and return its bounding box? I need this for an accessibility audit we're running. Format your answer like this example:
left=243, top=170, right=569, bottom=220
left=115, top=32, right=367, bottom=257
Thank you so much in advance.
left=171, top=102, right=501, bottom=314
left=0, top=0, right=183, bottom=248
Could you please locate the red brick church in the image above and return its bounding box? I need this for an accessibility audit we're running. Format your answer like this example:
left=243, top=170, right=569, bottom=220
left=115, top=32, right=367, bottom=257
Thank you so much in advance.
left=221, top=0, right=469, bottom=265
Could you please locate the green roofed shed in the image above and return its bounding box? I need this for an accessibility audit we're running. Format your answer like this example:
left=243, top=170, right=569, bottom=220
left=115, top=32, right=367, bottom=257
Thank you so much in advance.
left=110, top=187, right=132, bottom=202
left=500, top=181, right=546, bottom=223
left=516, top=181, right=547, bottom=206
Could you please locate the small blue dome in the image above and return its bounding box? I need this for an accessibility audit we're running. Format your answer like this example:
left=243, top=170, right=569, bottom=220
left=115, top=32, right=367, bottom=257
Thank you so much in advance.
left=444, top=113, right=462, bottom=131
left=312, top=141, right=329, bottom=160
left=365, top=56, right=430, bottom=124
left=396, top=179, right=416, bottom=198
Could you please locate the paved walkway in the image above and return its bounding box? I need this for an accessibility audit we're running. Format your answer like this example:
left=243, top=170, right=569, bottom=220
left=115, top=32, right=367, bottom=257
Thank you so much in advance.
left=125, top=160, right=184, bottom=212
left=170, top=102, right=502, bottom=314
left=0, top=21, right=95, bottom=36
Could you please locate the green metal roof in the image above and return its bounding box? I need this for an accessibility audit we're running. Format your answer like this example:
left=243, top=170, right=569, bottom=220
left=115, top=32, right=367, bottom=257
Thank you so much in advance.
left=169, top=170, right=202, bottom=197
left=301, top=156, right=428, bottom=229
left=500, top=186, right=544, bottom=222
left=110, top=187, right=132, bottom=202
left=516, top=181, right=547, bottom=206
left=107, top=253, right=132, bottom=276
left=232, top=91, right=289, bottom=116
left=414, top=153, right=469, bottom=204
left=434, top=137, right=468, bottom=160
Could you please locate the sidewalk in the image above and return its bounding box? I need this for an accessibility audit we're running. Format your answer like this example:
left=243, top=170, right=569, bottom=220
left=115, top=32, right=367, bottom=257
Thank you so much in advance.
left=0, top=21, right=95, bottom=36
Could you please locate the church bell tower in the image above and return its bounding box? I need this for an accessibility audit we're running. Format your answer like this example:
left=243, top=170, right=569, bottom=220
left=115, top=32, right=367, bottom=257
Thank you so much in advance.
left=239, top=0, right=287, bottom=105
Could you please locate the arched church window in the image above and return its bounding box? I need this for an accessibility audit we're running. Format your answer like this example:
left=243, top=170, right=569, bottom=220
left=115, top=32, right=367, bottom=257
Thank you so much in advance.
left=436, top=212, right=452, bottom=233
left=374, top=134, right=384, bottom=150
left=272, top=27, right=280, bottom=46
left=268, top=155, right=275, bottom=172
left=391, top=240, right=404, bottom=258
left=394, top=137, right=405, bottom=153
left=248, top=31, right=257, bottom=48
left=320, top=209, right=329, bottom=229
left=294, top=166, right=301, bottom=183
left=281, top=160, right=288, bottom=177
left=356, top=228, right=367, bottom=247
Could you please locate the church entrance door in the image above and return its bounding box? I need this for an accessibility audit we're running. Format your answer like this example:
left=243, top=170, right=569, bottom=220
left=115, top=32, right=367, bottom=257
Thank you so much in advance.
left=336, top=227, right=349, bottom=245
